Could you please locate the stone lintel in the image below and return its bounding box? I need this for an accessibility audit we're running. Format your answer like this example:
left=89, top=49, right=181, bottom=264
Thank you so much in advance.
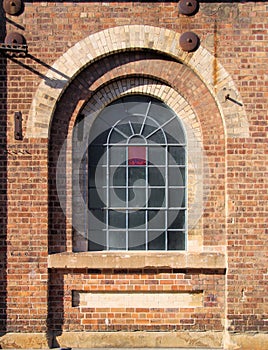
left=48, top=251, right=226, bottom=270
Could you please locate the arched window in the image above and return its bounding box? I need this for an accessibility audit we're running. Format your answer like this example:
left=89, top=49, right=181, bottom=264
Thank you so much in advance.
left=87, top=95, right=186, bottom=251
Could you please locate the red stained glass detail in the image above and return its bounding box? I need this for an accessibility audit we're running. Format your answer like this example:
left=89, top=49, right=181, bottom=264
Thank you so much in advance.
left=128, top=146, right=146, bottom=166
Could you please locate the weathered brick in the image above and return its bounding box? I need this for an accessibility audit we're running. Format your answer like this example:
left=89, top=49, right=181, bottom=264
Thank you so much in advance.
left=0, top=1, right=267, bottom=349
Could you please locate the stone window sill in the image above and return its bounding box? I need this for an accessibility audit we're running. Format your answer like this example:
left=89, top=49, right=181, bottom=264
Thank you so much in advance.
left=48, top=251, right=225, bottom=270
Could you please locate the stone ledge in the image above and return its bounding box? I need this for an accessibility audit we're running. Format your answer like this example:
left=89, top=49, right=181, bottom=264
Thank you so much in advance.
left=1, top=332, right=267, bottom=349
left=227, top=333, right=268, bottom=350
left=55, top=331, right=224, bottom=349
left=48, top=252, right=226, bottom=270
left=0, top=333, right=49, bottom=349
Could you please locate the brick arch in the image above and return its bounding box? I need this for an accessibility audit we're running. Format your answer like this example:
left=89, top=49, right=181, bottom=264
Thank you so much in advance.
left=48, top=50, right=227, bottom=252
left=26, top=25, right=248, bottom=139
left=50, top=73, right=225, bottom=254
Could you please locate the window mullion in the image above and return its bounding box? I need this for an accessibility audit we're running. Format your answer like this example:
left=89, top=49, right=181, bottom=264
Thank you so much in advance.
left=145, top=145, right=148, bottom=251
left=126, top=146, right=129, bottom=251
left=86, top=95, right=187, bottom=252
left=165, top=145, right=168, bottom=251
left=106, top=144, right=110, bottom=250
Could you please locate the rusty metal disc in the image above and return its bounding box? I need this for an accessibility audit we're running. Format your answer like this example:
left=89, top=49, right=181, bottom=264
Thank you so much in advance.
left=5, top=32, right=26, bottom=45
left=3, top=0, right=23, bottom=16
left=178, top=0, right=199, bottom=16
left=179, top=32, right=200, bottom=52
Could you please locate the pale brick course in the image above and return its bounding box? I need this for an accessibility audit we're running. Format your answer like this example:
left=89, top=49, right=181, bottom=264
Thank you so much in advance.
left=26, top=25, right=248, bottom=139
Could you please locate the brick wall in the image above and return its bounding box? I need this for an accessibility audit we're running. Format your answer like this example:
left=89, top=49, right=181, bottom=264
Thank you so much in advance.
left=49, top=268, right=225, bottom=333
left=6, top=141, right=48, bottom=333
left=0, top=1, right=267, bottom=349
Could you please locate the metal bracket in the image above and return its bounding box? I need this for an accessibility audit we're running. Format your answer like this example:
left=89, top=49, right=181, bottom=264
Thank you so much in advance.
left=3, top=0, right=24, bottom=16
left=179, top=31, right=200, bottom=52
left=14, top=111, right=23, bottom=140
left=179, top=0, right=199, bottom=16
left=0, top=43, right=28, bottom=56
left=1, top=32, right=28, bottom=56
left=225, top=94, right=243, bottom=107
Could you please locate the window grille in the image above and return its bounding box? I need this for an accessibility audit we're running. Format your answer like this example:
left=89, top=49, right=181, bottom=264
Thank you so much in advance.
left=87, top=95, right=187, bottom=251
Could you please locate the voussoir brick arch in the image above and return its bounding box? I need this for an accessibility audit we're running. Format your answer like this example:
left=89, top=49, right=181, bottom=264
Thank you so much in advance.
left=26, top=25, right=249, bottom=139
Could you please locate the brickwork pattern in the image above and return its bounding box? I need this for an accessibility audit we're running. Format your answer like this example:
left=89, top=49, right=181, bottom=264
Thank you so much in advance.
left=0, top=1, right=267, bottom=348
left=26, top=24, right=248, bottom=139
left=51, top=51, right=226, bottom=256
left=5, top=141, right=48, bottom=333
left=49, top=268, right=225, bottom=333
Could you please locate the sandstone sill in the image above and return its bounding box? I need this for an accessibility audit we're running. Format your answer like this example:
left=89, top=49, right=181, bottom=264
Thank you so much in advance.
left=48, top=251, right=226, bottom=270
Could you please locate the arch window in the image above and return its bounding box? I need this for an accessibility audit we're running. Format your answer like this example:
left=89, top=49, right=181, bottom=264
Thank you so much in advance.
left=87, top=95, right=187, bottom=251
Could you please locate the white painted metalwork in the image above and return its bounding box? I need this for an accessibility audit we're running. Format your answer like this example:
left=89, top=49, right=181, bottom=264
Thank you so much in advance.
left=88, top=95, right=186, bottom=251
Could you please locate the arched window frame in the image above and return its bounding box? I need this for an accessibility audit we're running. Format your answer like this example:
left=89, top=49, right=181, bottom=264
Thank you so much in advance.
left=86, top=95, right=187, bottom=251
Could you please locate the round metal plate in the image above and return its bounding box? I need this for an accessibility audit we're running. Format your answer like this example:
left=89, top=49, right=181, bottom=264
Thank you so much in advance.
left=5, top=32, right=26, bottom=45
left=179, top=32, right=200, bottom=52
left=179, top=0, right=199, bottom=16
left=3, top=0, right=23, bottom=16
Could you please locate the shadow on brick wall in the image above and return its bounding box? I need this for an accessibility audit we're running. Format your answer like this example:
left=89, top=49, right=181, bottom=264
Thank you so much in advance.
left=47, top=94, right=71, bottom=346
left=0, top=7, right=7, bottom=336
left=47, top=271, right=64, bottom=348
left=48, top=112, right=69, bottom=254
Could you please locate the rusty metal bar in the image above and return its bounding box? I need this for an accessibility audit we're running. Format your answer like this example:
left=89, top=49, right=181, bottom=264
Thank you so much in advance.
left=0, top=43, right=28, bottom=54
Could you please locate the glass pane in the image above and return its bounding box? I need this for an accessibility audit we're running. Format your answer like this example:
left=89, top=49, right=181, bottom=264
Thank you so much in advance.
left=88, top=125, right=110, bottom=147
left=123, top=95, right=150, bottom=115
left=109, top=188, right=126, bottom=207
left=148, top=231, right=165, bottom=250
left=88, top=209, right=105, bottom=231
left=111, top=166, right=126, bottom=186
left=142, top=123, right=155, bottom=138
left=164, top=119, right=185, bottom=144
left=88, top=166, right=96, bottom=188
left=116, top=123, right=132, bottom=137
left=88, top=231, right=106, bottom=251
left=93, top=101, right=127, bottom=133
left=168, top=210, right=185, bottom=230
left=110, top=147, right=126, bottom=165
left=129, top=135, right=146, bottom=145
left=128, top=210, right=146, bottom=229
left=148, top=146, right=165, bottom=165
left=109, top=231, right=126, bottom=250
left=128, top=231, right=146, bottom=250
left=128, top=146, right=146, bottom=166
left=108, top=210, right=126, bottom=229
left=168, top=146, right=185, bottom=165
left=88, top=145, right=106, bottom=166
left=148, top=167, right=165, bottom=186
left=128, top=167, right=146, bottom=186
left=168, top=167, right=185, bottom=186
left=88, top=188, right=105, bottom=209
left=169, top=188, right=185, bottom=208
left=150, top=100, right=174, bottom=124
left=89, top=165, right=106, bottom=188
left=168, top=231, right=185, bottom=250
left=147, top=129, right=165, bottom=143
left=128, top=188, right=146, bottom=208
left=148, top=188, right=165, bottom=208
left=110, top=129, right=127, bottom=144
left=148, top=210, right=165, bottom=230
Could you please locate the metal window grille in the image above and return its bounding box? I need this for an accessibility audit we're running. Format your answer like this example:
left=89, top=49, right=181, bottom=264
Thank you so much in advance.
left=88, top=95, right=187, bottom=251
